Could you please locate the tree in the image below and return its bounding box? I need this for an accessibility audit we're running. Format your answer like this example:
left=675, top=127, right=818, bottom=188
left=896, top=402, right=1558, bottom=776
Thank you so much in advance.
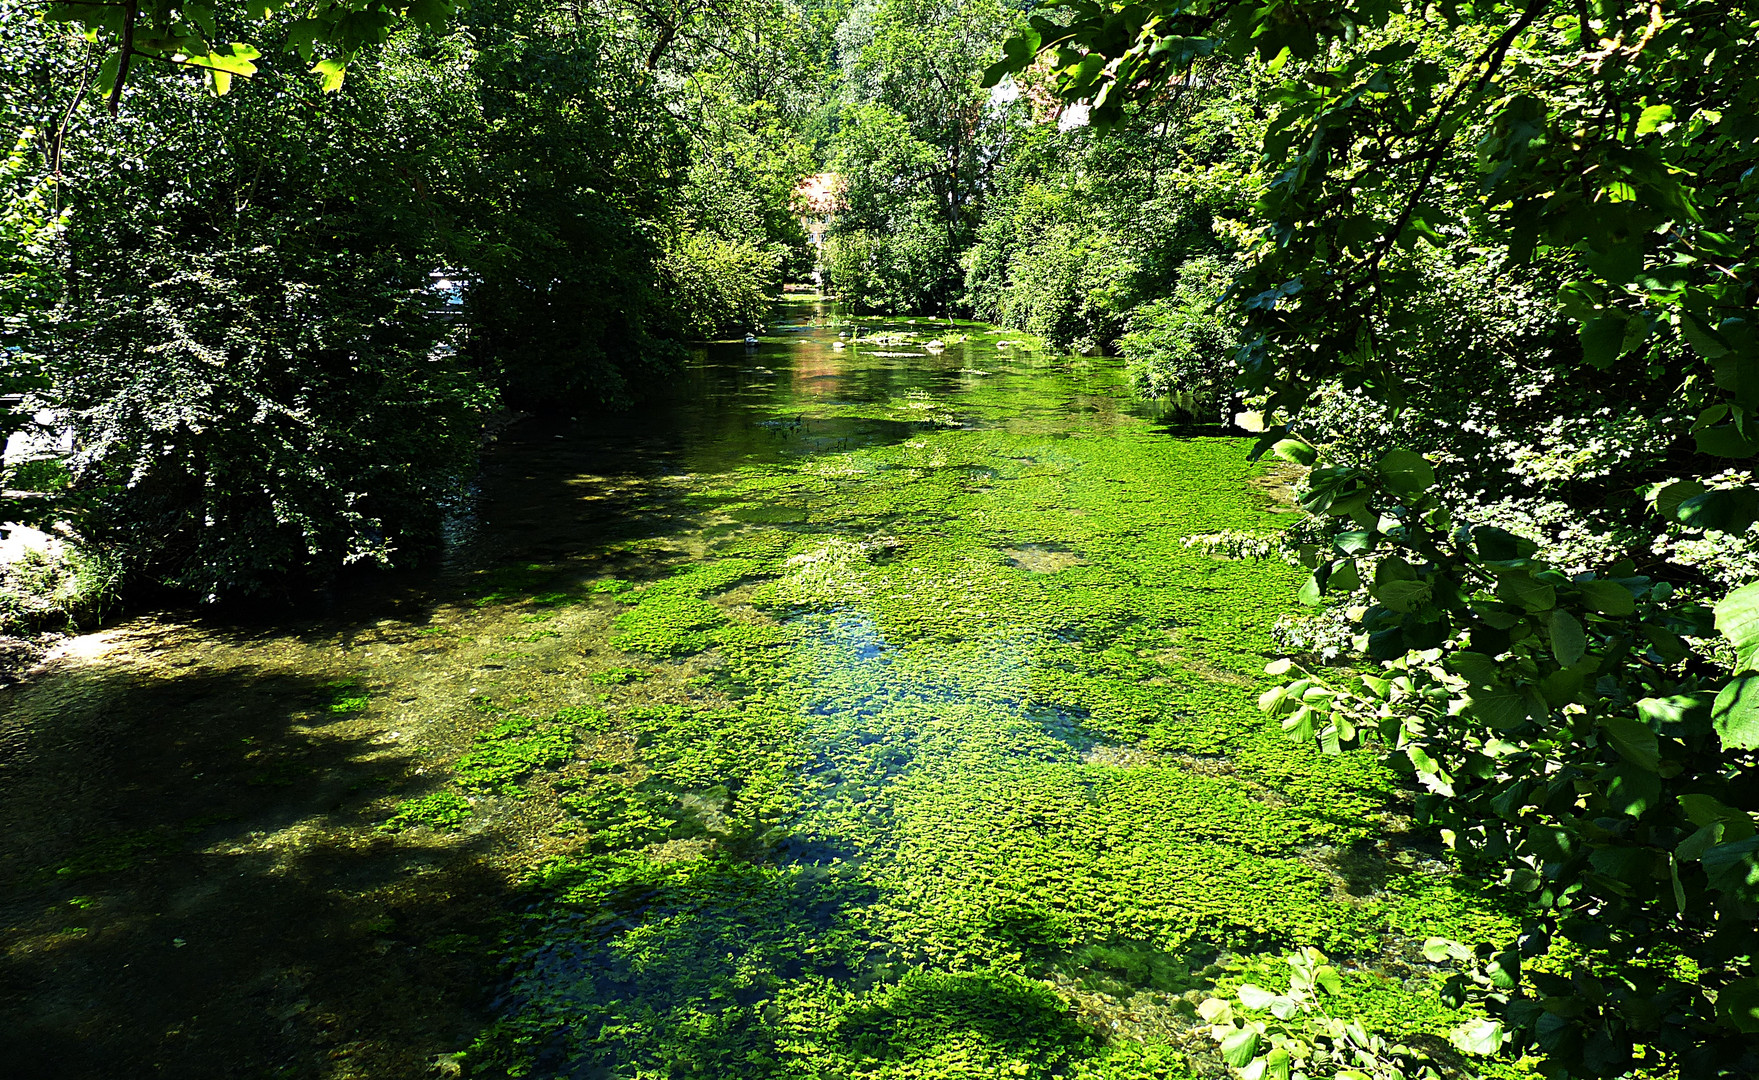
left=825, top=0, right=1015, bottom=311
left=35, top=29, right=488, bottom=597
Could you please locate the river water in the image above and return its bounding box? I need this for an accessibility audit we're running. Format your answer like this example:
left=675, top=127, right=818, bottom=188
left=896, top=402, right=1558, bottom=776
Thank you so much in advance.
left=0, top=301, right=1496, bottom=1079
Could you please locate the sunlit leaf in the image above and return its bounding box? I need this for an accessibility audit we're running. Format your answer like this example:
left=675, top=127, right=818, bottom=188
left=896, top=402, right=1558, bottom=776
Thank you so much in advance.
left=312, top=57, right=347, bottom=93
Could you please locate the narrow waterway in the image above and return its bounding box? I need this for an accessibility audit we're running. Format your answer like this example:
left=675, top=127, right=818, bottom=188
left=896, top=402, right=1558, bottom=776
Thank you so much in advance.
left=0, top=301, right=1505, bottom=1079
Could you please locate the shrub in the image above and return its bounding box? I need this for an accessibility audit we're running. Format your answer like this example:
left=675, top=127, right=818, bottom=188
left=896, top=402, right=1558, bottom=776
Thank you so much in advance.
left=1118, top=255, right=1241, bottom=421
left=0, top=536, right=121, bottom=632
left=660, top=231, right=783, bottom=340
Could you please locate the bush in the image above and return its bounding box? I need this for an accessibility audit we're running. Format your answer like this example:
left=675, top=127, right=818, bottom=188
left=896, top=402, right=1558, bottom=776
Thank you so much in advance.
left=965, top=181, right=1138, bottom=352
left=54, top=247, right=488, bottom=600
left=1118, top=255, right=1241, bottom=421
left=0, top=535, right=120, bottom=632
left=824, top=212, right=958, bottom=314
left=660, top=232, right=783, bottom=340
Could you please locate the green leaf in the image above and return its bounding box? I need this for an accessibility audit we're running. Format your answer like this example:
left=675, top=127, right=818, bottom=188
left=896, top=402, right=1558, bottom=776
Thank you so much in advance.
left=1526, top=824, right=1574, bottom=860
left=1653, top=479, right=1708, bottom=519
left=1677, top=487, right=1759, bottom=534
left=1376, top=448, right=1434, bottom=495
left=1408, top=745, right=1444, bottom=778
left=1281, top=705, right=1316, bottom=742
left=1333, top=531, right=1374, bottom=555
left=312, top=57, right=347, bottom=93
left=1711, top=674, right=1759, bottom=750
left=1470, top=687, right=1529, bottom=729
left=1549, top=609, right=1586, bottom=667
left=1600, top=716, right=1660, bottom=771
left=1717, top=976, right=1759, bottom=1034
left=286, top=17, right=324, bottom=60
left=1637, top=694, right=1708, bottom=731
left=1696, top=423, right=1759, bottom=458
left=1682, top=313, right=1730, bottom=357
left=1714, top=581, right=1759, bottom=671
left=1377, top=578, right=1432, bottom=612
left=1472, top=526, right=1538, bottom=561
left=205, top=41, right=261, bottom=75
left=1271, top=438, right=1317, bottom=465
left=1702, top=835, right=1759, bottom=903
left=1577, top=579, right=1636, bottom=616
left=185, top=1, right=216, bottom=37
left=1237, top=983, right=1275, bottom=1010
left=1579, top=315, right=1628, bottom=368
left=1604, top=763, right=1662, bottom=817
left=1446, top=650, right=1502, bottom=686
left=1678, top=794, right=1756, bottom=840
left=1451, top=1019, right=1505, bottom=1055
left=1220, top=1028, right=1261, bottom=1068
left=408, top=0, right=452, bottom=29
left=1635, top=103, right=1674, bottom=135
left=1297, top=573, right=1322, bottom=606
left=1497, top=573, right=1556, bottom=612
left=1486, top=948, right=1520, bottom=989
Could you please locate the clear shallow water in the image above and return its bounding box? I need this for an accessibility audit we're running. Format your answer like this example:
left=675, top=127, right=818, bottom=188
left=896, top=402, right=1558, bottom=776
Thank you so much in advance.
left=0, top=300, right=1505, bottom=1079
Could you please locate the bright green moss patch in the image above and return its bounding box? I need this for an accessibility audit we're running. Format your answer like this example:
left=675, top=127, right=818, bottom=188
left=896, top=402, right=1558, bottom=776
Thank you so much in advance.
left=611, top=558, right=765, bottom=655
left=319, top=679, right=369, bottom=714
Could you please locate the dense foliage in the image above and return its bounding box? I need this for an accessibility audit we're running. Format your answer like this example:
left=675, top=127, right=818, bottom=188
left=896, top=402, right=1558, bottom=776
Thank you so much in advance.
left=823, top=0, right=1014, bottom=311
left=993, top=0, right=1759, bottom=1076
left=5, top=0, right=817, bottom=597
left=6, top=0, right=1758, bottom=1075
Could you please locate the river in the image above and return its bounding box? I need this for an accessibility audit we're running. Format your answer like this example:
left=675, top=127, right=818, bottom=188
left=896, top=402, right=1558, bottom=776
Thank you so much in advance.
left=0, top=300, right=1503, bottom=1079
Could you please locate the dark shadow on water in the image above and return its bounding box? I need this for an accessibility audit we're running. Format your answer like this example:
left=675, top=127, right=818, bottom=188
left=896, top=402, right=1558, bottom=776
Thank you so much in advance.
left=835, top=969, right=1097, bottom=1065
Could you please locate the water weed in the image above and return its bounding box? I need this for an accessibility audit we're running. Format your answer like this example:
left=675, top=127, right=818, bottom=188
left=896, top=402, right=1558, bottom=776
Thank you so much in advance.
left=444, top=313, right=1513, bottom=1077
left=380, top=791, right=474, bottom=833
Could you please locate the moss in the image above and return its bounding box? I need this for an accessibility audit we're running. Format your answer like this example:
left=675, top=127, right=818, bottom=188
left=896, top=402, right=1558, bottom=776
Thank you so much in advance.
left=45, top=816, right=228, bottom=880
left=319, top=679, right=369, bottom=714
left=49, top=829, right=183, bottom=879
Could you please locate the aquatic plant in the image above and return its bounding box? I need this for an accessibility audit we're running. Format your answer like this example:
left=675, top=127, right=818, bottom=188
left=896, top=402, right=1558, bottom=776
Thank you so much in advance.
left=441, top=345, right=1519, bottom=1077
left=380, top=791, right=474, bottom=833
left=453, top=710, right=596, bottom=796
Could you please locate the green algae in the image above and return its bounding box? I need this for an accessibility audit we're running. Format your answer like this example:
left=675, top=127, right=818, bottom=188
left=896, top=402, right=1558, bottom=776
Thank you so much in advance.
left=45, top=815, right=232, bottom=880
left=590, top=667, right=654, bottom=685
left=421, top=304, right=1516, bottom=1078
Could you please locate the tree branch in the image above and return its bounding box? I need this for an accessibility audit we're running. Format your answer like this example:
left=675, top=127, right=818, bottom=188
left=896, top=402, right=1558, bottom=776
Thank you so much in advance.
left=106, top=0, right=137, bottom=115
